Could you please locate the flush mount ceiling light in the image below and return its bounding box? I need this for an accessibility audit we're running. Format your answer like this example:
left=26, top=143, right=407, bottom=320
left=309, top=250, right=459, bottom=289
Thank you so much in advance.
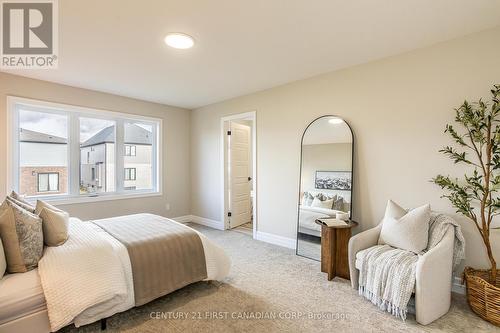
left=328, top=118, right=343, bottom=124
left=164, top=33, right=194, bottom=49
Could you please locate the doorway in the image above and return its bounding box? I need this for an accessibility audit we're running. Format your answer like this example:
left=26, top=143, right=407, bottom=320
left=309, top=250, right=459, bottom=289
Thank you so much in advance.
left=221, top=112, right=256, bottom=238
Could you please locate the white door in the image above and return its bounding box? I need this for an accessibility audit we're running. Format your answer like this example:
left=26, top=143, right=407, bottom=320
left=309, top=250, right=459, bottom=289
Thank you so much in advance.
left=229, top=122, right=252, bottom=228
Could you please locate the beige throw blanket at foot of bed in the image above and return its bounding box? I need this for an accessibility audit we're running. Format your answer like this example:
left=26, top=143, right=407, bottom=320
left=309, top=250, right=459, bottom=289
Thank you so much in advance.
left=93, top=214, right=208, bottom=306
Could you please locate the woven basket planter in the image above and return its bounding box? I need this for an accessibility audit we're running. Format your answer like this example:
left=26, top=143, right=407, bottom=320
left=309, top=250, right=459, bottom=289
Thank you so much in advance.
left=464, top=267, right=500, bottom=326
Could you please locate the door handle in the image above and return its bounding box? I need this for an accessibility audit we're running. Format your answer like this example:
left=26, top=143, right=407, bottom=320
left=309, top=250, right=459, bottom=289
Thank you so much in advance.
left=248, top=177, right=252, bottom=181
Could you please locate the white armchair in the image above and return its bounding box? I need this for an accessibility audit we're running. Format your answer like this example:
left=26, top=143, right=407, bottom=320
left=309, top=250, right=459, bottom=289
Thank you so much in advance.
left=348, top=224, right=455, bottom=325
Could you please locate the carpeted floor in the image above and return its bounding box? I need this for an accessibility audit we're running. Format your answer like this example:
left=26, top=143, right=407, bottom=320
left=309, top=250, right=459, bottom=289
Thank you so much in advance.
left=61, top=224, right=498, bottom=333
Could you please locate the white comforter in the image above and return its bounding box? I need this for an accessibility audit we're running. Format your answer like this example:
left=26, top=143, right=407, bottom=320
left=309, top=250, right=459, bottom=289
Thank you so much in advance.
left=38, top=217, right=230, bottom=332
left=299, top=206, right=340, bottom=234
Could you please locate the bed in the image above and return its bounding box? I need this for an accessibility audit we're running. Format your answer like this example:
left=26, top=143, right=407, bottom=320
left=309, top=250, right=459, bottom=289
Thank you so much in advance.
left=298, top=191, right=350, bottom=237
left=298, top=206, right=341, bottom=237
left=0, top=214, right=231, bottom=333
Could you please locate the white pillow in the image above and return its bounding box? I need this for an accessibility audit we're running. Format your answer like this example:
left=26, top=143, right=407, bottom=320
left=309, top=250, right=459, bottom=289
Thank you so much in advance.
left=378, top=200, right=430, bottom=253
left=311, top=197, right=333, bottom=209
left=301, top=192, right=314, bottom=206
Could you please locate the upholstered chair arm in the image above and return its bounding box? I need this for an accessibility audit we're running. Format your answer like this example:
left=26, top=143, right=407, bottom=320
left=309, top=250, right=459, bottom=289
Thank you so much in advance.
left=348, top=224, right=382, bottom=289
left=415, top=227, right=454, bottom=325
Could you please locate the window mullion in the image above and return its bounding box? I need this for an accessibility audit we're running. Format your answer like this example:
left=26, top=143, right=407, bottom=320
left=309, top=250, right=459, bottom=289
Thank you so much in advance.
left=69, top=113, right=80, bottom=196
left=115, top=119, right=125, bottom=193
left=11, top=104, right=20, bottom=192
left=152, top=123, right=159, bottom=192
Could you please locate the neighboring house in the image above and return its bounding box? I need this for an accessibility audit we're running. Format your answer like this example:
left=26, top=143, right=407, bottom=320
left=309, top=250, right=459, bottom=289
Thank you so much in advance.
left=19, top=128, right=68, bottom=196
left=80, top=123, right=153, bottom=193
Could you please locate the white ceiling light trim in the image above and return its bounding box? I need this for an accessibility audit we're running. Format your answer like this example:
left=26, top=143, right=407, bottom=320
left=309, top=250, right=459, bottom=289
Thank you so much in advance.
left=164, top=33, right=195, bottom=49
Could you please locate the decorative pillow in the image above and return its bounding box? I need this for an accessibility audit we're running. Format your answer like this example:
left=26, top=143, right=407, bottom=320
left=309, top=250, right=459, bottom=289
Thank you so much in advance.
left=35, top=200, right=63, bottom=215
left=311, top=197, right=334, bottom=209
left=39, top=207, right=69, bottom=246
left=333, top=196, right=344, bottom=211
left=301, top=192, right=314, bottom=206
left=6, top=196, right=35, bottom=214
left=0, top=202, right=43, bottom=273
left=0, top=238, right=6, bottom=278
left=378, top=200, right=431, bottom=253
left=10, top=191, right=29, bottom=204
left=0, top=200, right=8, bottom=215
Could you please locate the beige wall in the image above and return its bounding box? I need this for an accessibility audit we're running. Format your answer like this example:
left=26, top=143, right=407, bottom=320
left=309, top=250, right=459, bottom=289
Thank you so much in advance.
left=301, top=143, right=352, bottom=197
left=0, top=72, right=191, bottom=220
left=191, top=27, right=500, bottom=270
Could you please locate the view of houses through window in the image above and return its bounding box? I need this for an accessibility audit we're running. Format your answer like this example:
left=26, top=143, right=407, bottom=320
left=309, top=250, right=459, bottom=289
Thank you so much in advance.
left=79, top=118, right=116, bottom=194
left=123, top=122, right=153, bottom=191
left=19, top=109, right=69, bottom=196
left=14, top=99, right=158, bottom=198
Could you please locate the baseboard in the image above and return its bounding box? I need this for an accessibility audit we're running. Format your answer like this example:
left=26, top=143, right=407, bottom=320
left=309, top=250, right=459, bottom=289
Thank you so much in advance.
left=172, top=215, right=192, bottom=223
left=255, top=231, right=296, bottom=249
left=190, top=215, right=225, bottom=230
left=452, top=276, right=465, bottom=295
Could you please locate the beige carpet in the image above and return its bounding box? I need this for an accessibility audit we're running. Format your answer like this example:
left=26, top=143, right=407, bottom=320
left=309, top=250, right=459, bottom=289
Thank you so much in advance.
left=60, top=224, right=498, bottom=333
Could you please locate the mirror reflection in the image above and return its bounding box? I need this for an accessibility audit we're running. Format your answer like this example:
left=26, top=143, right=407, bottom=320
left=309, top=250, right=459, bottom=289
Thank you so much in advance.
left=296, top=116, right=354, bottom=260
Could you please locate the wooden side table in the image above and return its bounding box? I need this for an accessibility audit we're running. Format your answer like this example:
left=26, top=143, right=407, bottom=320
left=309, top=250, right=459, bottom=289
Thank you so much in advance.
left=315, top=219, right=358, bottom=281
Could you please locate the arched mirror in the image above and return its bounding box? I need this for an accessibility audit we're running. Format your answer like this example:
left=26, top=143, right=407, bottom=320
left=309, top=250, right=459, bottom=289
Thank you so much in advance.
left=296, top=116, right=354, bottom=260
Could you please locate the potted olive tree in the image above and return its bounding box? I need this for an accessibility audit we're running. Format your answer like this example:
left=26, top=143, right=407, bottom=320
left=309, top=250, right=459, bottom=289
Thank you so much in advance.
left=433, top=84, right=500, bottom=326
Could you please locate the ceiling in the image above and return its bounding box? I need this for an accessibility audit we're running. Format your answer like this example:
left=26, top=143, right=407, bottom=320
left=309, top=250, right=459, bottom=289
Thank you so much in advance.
left=3, top=1, right=500, bottom=109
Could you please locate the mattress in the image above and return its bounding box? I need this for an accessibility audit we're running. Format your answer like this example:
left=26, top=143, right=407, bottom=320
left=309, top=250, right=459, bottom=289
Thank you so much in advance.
left=0, top=269, right=47, bottom=325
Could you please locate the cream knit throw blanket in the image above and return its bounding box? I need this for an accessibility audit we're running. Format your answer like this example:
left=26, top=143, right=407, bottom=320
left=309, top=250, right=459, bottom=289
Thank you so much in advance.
left=358, top=213, right=465, bottom=320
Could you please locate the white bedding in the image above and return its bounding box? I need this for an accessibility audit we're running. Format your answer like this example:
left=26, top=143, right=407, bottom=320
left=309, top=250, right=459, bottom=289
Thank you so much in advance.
left=298, top=206, right=341, bottom=236
left=38, top=217, right=230, bottom=332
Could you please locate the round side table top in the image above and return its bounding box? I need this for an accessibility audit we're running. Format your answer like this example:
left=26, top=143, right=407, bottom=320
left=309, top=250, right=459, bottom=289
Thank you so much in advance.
left=315, top=218, right=359, bottom=229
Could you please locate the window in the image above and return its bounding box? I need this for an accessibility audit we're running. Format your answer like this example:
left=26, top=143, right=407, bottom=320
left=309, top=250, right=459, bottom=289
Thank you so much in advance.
left=124, top=168, right=136, bottom=181
left=124, top=122, right=154, bottom=190
left=80, top=117, right=115, bottom=194
left=9, top=97, right=161, bottom=202
left=125, top=145, right=136, bottom=156
left=38, top=173, right=59, bottom=192
left=18, top=109, right=68, bottom=196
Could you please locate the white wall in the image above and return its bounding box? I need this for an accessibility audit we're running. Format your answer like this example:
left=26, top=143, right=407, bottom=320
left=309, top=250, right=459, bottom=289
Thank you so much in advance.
left=301, top=143, right=352, bottom=205
left=191, top=27, right=500, bottom=270
left=20, top=142, right=67, bottom=167
left=124, top=145, right=153, bottom=190
left=0, top=72, right=191, bottom=220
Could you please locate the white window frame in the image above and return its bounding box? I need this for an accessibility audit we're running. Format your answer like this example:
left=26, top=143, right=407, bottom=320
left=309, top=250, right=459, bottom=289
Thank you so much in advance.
left=7, top=96, right=163, bottom=205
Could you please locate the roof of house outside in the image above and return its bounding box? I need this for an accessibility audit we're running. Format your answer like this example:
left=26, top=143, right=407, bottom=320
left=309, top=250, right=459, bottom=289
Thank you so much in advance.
left=80, top=123, right=153, bottom=148
left=19, top=128, right=67, bottom=144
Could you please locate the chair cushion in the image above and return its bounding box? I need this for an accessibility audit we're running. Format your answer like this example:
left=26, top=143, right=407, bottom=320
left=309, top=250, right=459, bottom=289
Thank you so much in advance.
left=378, top=200, right=430, bottom=253
left=355, top=251, right=363, bottom=270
